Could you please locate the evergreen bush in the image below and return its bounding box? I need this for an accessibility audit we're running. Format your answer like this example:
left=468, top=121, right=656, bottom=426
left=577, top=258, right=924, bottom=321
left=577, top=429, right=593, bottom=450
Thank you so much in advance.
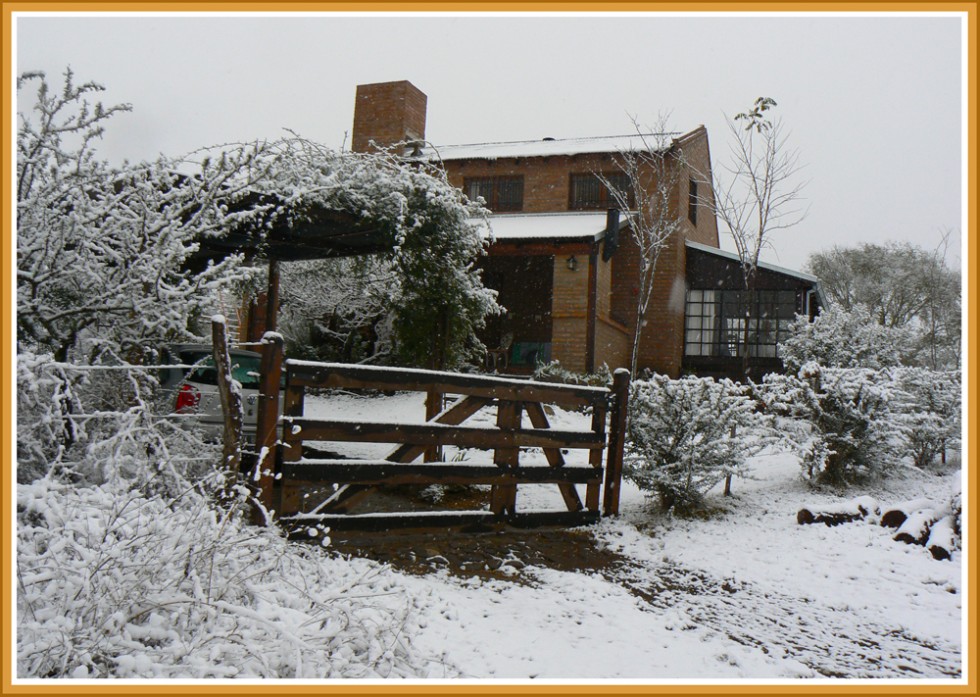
left=624, top=374, right=771, bottom=512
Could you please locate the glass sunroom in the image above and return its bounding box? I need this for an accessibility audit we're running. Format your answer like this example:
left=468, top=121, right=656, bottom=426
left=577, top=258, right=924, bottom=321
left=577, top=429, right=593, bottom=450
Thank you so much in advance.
left=683, top=242, right=824, bottom=381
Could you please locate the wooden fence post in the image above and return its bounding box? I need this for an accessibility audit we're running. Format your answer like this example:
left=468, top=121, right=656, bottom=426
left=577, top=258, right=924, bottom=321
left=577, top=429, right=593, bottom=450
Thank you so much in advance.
left=424, top=388, right=444, bottom=463
left=491, top=400, right=521, bottom=516
left=211, top=317, right=243, bottom=492
left=253, top=331, right=284, bottom=525
left=603, top=369, right=630, bottom=516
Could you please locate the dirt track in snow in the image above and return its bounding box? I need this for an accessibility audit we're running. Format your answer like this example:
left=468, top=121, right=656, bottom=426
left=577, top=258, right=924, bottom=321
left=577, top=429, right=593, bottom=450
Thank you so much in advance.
left=608, top=558, right=961, bottom=679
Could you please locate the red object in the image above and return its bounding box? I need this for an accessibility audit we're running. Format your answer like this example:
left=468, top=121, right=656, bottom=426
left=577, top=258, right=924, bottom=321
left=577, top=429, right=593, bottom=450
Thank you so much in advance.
left=174, top=384, right=201, bottom=413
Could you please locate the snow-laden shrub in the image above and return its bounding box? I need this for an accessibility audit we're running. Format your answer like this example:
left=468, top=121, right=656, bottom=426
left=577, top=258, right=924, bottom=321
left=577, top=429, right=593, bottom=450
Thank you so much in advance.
left=17, top=477, right=442, bottom=679
left=779, top=304, right=913, bottom=372
left=16, top=351, right=77, bottom=482
left=17, top=71, right=262, bottom=364
left=624, top=374, right=772, bottom=512
left=759, top=363, right=902, bottom=487
left=891, top=367, right=961, bottom=468
left=18, top=71, right=498, bottom=372
left=251, top=136, right=500, bottom=371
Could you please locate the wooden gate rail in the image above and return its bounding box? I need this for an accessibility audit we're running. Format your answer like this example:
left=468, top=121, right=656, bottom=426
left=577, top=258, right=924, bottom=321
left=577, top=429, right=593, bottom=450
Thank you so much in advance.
left=252, top=341, right=630, bottom=531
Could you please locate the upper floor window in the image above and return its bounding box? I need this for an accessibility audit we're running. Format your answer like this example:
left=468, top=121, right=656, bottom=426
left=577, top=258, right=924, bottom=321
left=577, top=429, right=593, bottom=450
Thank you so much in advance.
left=464, top=176, right=524, bottom=212
left=569, top=172, right=634, bottom=211
left=688, top=178, right=698, bottom=226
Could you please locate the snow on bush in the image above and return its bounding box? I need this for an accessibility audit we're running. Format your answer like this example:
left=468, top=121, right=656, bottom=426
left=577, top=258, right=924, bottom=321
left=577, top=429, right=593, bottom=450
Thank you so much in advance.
left=17, top=477, right=441, bottom=679
left=16, top=352, right=220, bottom=490
left=624, top=374, right=772, bottom=512
left=759, top=363, right=903, bottom=487
left=17, top=70, right=263, bottom=365
left=18, top=70, right=498, bottom=372
left=891, top=367, right=961, bottom=468
left=16, top=356, right=449, bottom=679
left=779, top=304, right=912, bottom=372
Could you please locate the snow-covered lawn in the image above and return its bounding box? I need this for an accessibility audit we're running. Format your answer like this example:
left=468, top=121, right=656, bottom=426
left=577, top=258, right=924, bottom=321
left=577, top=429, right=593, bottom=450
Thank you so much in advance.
left=300, top=391, right=966, bottom=682
left=16, top=390, right=966, bottom=685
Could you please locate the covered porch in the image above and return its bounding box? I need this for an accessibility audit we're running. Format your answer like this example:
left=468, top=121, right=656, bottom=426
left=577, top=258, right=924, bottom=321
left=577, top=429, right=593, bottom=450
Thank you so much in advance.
left=476, top=211, right=626, bottom=375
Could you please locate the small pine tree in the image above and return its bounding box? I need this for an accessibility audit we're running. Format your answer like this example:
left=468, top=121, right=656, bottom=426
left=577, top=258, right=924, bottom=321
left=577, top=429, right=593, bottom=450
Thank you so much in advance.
left=624, top=374, right=771, bottom=512
left=759, top=363, right=902, bottom=487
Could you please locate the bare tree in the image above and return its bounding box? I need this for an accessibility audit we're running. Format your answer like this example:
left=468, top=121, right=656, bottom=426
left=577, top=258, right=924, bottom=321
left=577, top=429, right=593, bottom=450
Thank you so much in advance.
left=700, top=97, right=808, bottom=378
left=697, top=97, right=807, bottom=496
left=597, top=115, right=685, bottom=378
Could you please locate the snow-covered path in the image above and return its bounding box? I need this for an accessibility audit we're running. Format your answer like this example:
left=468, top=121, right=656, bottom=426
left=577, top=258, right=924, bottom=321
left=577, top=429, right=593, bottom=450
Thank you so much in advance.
left=303, top=391, right=966, bottom=682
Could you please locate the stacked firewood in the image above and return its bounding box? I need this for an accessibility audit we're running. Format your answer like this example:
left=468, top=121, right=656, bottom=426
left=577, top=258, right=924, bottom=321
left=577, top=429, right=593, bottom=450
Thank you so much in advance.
left=880, top=494, right=962, bottom=561
left=797, top=493, right=961, bottom=560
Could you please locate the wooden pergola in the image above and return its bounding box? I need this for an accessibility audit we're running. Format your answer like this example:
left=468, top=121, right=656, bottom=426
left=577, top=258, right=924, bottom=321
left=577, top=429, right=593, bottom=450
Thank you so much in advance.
left=187, top=197, right=396, bottom=521
left=188, top=197, right=392, bottom=335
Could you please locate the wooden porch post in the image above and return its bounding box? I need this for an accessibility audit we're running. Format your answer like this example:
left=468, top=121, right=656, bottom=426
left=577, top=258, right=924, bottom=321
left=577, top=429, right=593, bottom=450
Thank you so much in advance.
left=252, top=331, right=284, bottom=525
left=265, top=258, right=281, bottom=332
left=586, top=250, right=598, bottom=374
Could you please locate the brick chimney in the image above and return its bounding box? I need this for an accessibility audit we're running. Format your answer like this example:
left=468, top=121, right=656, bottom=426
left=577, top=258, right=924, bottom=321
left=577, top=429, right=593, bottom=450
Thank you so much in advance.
left=351, top=80, right=427, bottom=154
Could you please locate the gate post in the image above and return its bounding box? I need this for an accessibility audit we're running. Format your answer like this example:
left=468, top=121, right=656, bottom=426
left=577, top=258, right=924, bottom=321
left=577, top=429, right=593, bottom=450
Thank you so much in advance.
left=211, top=317, right=243, bottom=488
left=603, top=369, right=630, bottom=516
left=253, top=331, right=284, bottom=525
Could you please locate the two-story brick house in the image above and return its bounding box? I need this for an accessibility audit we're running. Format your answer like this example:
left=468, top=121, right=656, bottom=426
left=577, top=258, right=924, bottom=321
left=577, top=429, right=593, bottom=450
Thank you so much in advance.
left=350, top=80, right=821, bottom=379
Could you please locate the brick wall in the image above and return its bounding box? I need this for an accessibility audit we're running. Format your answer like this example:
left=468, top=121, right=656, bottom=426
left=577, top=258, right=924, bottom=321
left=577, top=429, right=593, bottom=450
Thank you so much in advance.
left=549, top=255, right=589, bottom=372
left=596, top=317, right=631, bottom=371
left=635, top=234, right=688, bottom=376
left=676, top=127, right=720, bottom=247
left=349, top=81, right=722, bottom=377
left=444, top=151, right=633, bottom=213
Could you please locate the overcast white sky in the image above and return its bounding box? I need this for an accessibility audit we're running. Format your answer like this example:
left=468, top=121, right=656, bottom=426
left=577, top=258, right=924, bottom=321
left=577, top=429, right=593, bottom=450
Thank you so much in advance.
left=13, top=11, right=967, bottom=271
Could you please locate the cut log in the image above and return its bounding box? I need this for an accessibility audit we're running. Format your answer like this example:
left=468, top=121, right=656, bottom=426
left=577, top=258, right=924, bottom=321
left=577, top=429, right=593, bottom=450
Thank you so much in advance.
left=893, top=508, right=939, bottom=546
left=797, top=496, right=879, bottom=526
left=926, top=515, right=958, bottom=561
left=880, top=498, right=933, bottom=529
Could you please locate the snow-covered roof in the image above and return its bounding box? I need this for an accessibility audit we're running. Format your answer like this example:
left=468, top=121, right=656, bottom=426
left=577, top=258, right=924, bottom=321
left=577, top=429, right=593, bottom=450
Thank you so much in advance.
left=423, top=132, right=682, bottom=162
left=473, top=212, right=613, bottom=243
left=685, top=240, right=822, bottom=284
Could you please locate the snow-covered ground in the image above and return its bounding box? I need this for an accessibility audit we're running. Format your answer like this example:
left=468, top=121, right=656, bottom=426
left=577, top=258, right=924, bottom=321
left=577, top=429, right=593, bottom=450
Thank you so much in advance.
left=300, top=391, right=966, bottom=683
left=16, top=390, right=966, bottom=686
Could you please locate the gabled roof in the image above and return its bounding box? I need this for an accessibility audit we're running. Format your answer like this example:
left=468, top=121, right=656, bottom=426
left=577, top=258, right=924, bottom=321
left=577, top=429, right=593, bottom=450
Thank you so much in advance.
left=685, top=240, right=820, bottom=283
left=421, top=130, right=703, bottom=162
left=685, top=240, right=827, bottom=305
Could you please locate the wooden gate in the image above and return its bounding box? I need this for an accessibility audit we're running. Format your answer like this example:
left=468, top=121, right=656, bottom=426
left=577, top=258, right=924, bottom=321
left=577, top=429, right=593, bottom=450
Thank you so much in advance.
left=249, top=336, right=629, bottom=534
